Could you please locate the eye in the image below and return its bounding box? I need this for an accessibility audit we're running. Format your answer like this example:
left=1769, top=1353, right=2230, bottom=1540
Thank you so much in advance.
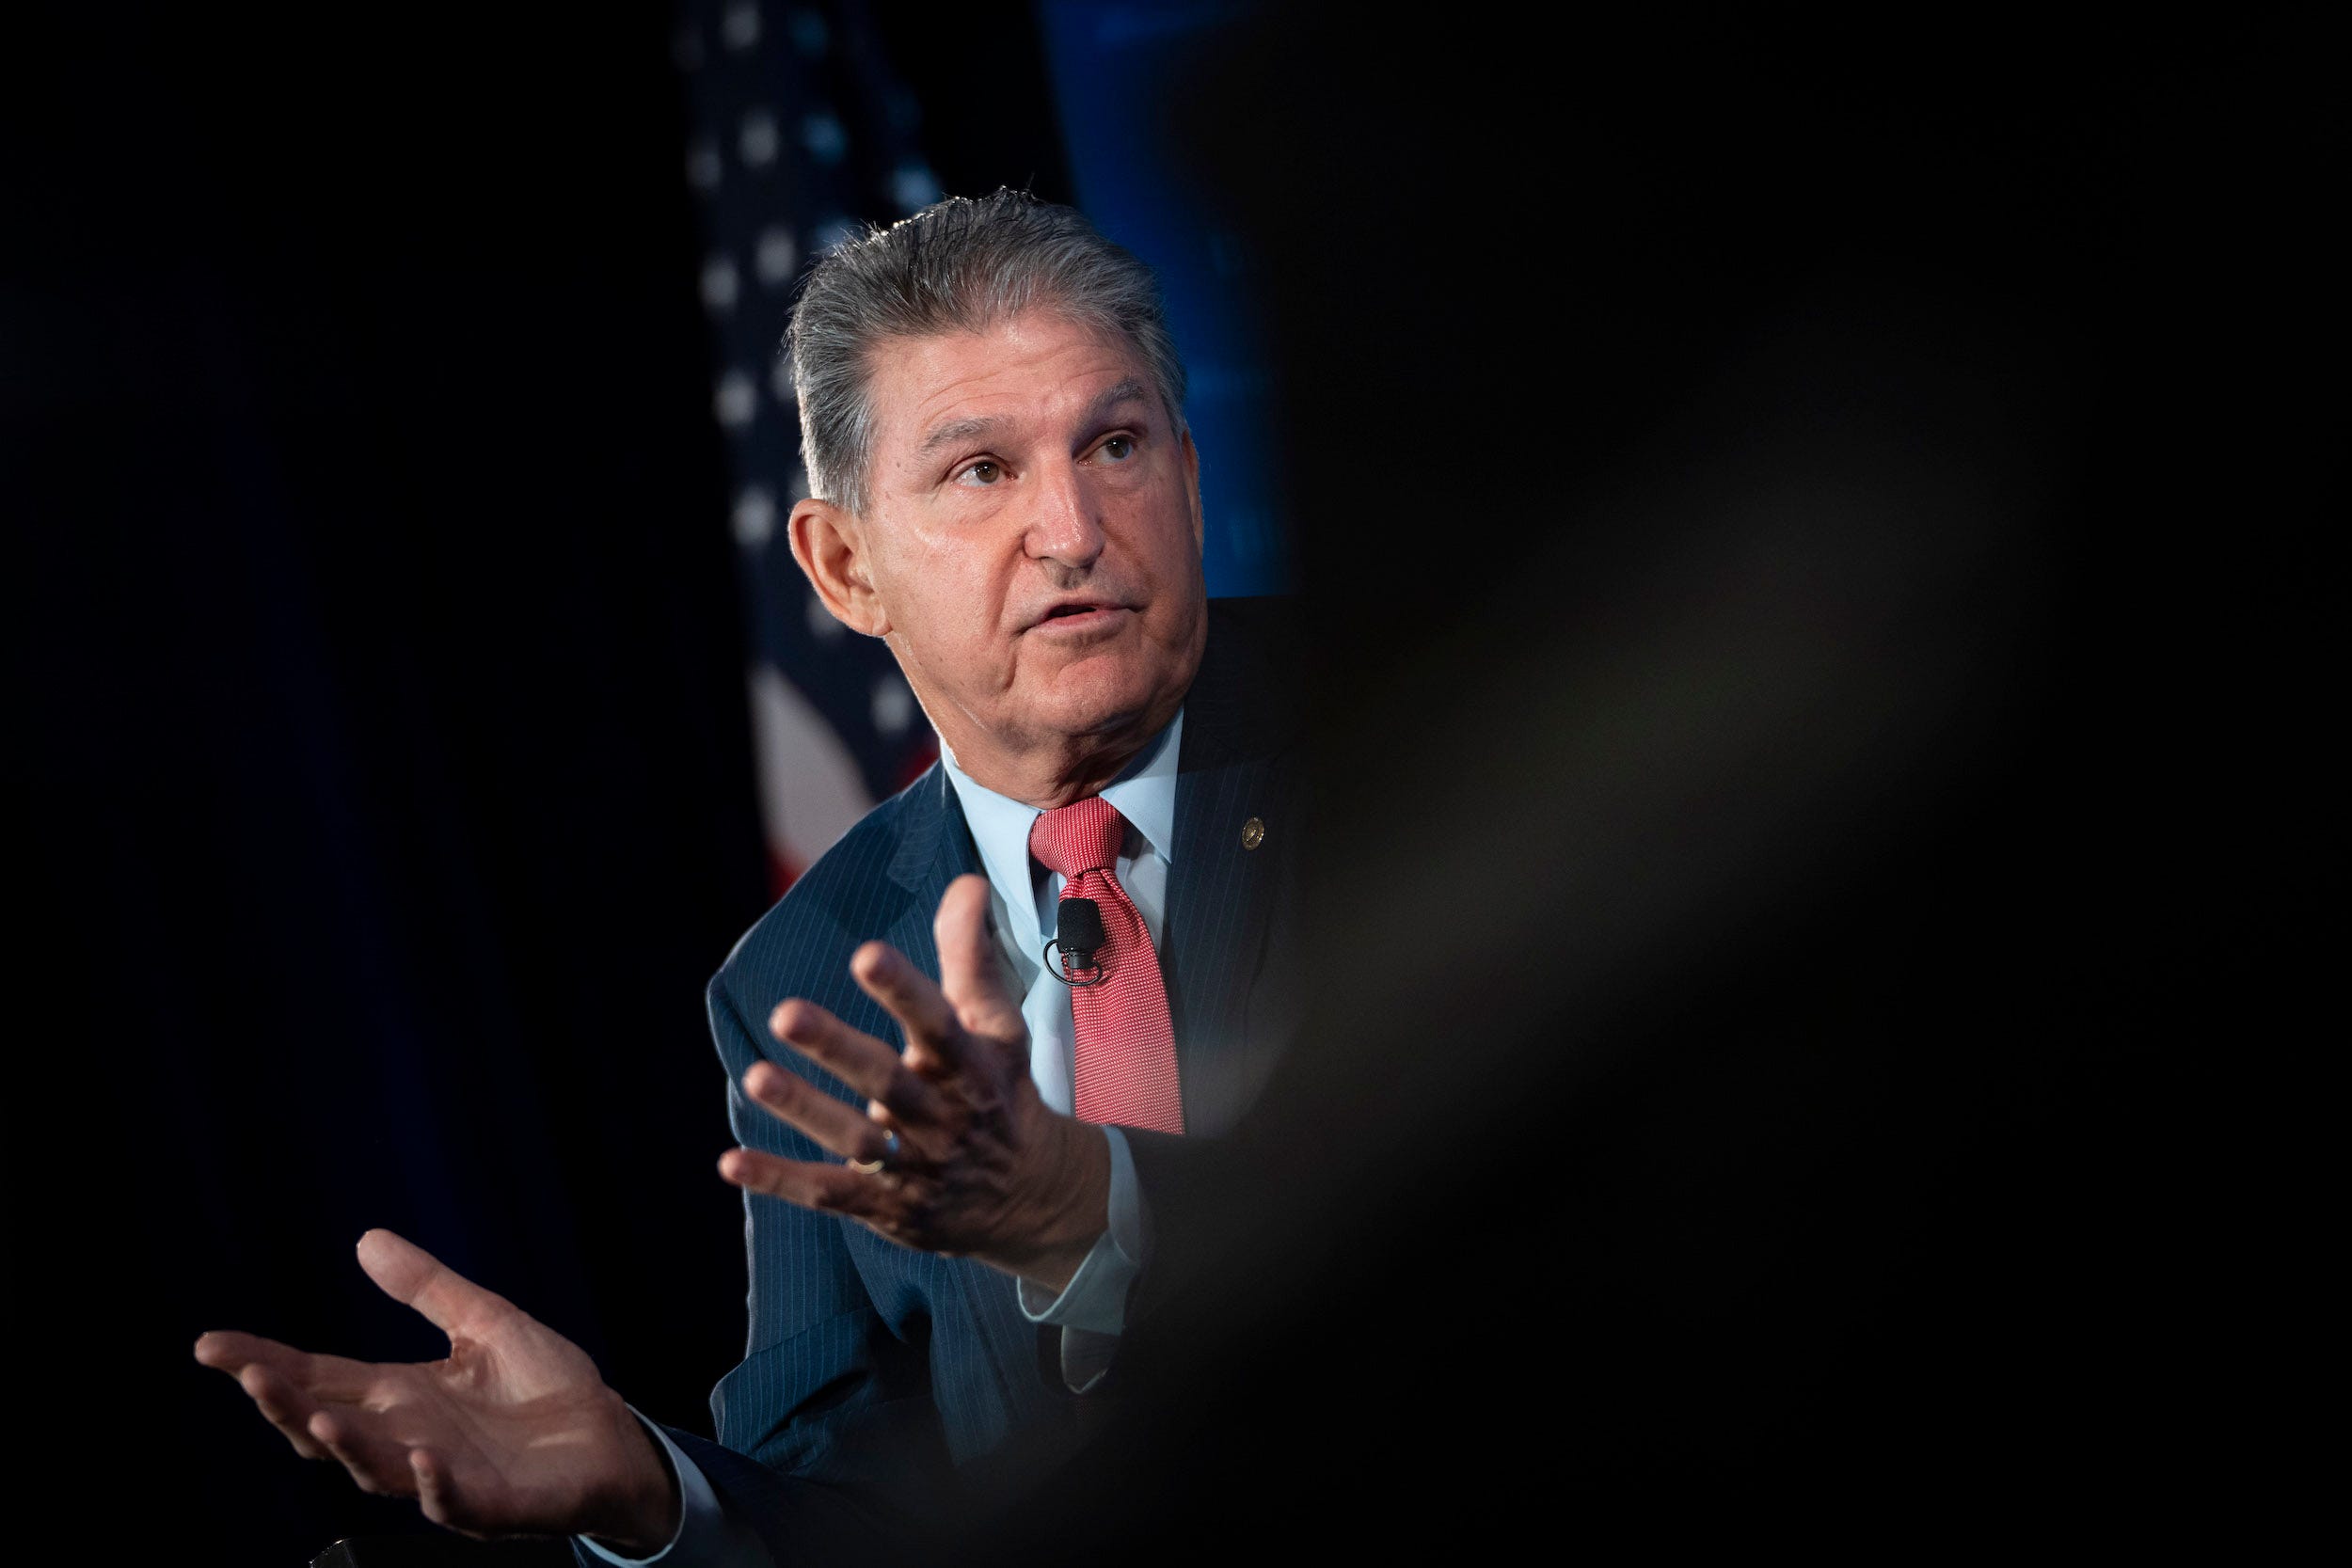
left=1097, top=435, right=1136, bottom=463
left=955, top=458, right=1003, bottom=487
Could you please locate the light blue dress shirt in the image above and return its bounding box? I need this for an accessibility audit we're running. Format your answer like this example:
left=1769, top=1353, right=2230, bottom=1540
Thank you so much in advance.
left=937, top=708, right=1176, bottom=1344
left=581, top=712, right=1180, bottom=1566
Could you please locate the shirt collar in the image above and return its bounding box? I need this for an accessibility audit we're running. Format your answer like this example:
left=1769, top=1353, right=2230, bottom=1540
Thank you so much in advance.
left=941, top=707, right=1184, bottom=911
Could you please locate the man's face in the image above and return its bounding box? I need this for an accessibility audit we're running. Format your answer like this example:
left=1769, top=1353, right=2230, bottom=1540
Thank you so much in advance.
left=851, top=309, right=1207, bottom=781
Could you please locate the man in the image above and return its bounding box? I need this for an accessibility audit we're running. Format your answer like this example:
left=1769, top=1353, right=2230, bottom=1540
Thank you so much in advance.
left=195, top=191, right=1307, bottom=1561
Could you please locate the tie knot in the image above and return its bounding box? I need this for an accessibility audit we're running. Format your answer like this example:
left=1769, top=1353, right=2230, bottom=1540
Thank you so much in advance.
left=1029, top=796, right=1126, bottom=879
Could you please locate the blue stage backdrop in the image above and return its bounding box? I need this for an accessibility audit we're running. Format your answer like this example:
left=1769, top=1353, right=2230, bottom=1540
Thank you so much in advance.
left=672, top=0, right=1286, bottom=890
left=1036, top=1, right=1292, bottom=604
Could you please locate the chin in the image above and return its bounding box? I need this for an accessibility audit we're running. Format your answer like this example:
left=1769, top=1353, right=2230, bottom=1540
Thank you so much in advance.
left=1032, top=660, right=1177, bottom=740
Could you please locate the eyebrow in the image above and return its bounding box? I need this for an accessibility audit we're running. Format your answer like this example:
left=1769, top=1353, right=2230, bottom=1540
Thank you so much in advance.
left=914, top=379, right=1154, bottom=461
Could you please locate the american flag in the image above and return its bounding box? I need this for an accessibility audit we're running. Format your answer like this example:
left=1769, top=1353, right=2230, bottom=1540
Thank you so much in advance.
left=673, top=0, right=944, bottom=893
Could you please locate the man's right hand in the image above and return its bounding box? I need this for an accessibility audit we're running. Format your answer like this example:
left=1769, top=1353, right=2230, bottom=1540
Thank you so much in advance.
left=195, top=1228, right=679, bottom=1554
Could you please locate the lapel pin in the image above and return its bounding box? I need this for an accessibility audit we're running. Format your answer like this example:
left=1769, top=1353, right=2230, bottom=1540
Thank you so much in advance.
left=1241, top=816, right=1265, bottom=850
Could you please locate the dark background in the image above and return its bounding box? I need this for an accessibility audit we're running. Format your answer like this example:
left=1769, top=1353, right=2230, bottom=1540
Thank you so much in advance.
left=13, top=3, right=1080, bottom=1558
left=12, top=3, right=2329, bottom=1558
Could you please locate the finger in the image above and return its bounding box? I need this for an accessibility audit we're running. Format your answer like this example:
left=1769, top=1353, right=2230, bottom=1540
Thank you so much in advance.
left=411, top=1448, right=479, bottom=1535
left=355, top=1228, right=514, bottom=1339
left=740, top=1059, right=897, bottom=1164
left=767, top=998, right=946, bottom=1122
left=934, top=874, right=1027, bottom=1044
left=310, top=1406, right=419, bottom=1499
left=233, top=1362, right=330, bottom=1461
left=720, top=1147, right=899, bottom=1223
left=850, top=940, right=973, bottom=1074
left=195, top=1330, right=382, bottom=1402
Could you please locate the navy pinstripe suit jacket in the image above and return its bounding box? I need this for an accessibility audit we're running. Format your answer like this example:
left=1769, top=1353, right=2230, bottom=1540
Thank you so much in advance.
left=667, top=598, right=1309, bottom=1555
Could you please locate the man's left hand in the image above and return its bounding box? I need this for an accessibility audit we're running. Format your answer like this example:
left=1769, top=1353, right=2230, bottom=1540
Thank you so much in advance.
left=720, top=873, right=1111, bottom=1294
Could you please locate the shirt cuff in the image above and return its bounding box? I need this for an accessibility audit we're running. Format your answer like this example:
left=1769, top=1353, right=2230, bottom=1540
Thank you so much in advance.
left=576, top=1410, right=739, bottom=1567
left=1016, top=1125, right=1150, bottom=1336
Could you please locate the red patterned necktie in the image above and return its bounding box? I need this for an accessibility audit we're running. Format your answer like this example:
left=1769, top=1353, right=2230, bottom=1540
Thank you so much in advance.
left=1028, top=796, right=1185, bottom=1134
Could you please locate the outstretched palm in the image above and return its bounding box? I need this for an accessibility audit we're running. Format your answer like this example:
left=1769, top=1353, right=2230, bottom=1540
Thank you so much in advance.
left=196, top=1229, right=675, bottom=1548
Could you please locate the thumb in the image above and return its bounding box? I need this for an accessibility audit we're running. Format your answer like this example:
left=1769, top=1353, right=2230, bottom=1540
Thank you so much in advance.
left=356, top=1228, right=513, bottom=1339
left=934, top=874, right=1027, bottom=1045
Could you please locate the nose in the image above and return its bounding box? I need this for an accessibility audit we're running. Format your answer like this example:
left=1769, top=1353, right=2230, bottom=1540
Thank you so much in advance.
left=1024, top=457, right=1106, bottom=571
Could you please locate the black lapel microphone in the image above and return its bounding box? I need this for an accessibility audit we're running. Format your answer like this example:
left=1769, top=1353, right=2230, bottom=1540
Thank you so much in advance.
left=1044, top=896, right=1109, bottom=987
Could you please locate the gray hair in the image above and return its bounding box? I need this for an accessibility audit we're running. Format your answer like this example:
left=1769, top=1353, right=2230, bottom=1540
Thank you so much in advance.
left=786, top=189, right=1188, bottom=515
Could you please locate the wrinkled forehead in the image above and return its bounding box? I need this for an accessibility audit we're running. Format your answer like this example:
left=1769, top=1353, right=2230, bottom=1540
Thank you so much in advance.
left=862, top=309, right=1160, bottom=452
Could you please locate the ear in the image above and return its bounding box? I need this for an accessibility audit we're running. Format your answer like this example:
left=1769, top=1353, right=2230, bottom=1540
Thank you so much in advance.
left=788, top=498, right=891, bottom=637
left=1180, top=428, right=1204, bottom=556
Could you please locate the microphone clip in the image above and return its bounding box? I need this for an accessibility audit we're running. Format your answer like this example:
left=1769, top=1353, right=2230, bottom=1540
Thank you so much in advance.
left=1044, top=896, right=1110, bottom=988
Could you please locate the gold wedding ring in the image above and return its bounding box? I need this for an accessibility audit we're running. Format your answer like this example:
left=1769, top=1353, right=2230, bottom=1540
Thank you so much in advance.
left=848, top=1130, right=901, bottom=1175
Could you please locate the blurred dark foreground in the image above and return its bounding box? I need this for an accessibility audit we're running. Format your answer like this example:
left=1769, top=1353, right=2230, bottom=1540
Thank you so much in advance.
left=960, top=11, right=2327, bottom=1554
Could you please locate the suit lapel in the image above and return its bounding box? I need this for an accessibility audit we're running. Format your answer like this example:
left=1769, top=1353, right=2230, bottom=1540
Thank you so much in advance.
left=879, top=764, right=979, bottom=983
left=1160, top=610, right=1307, bottom=1135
